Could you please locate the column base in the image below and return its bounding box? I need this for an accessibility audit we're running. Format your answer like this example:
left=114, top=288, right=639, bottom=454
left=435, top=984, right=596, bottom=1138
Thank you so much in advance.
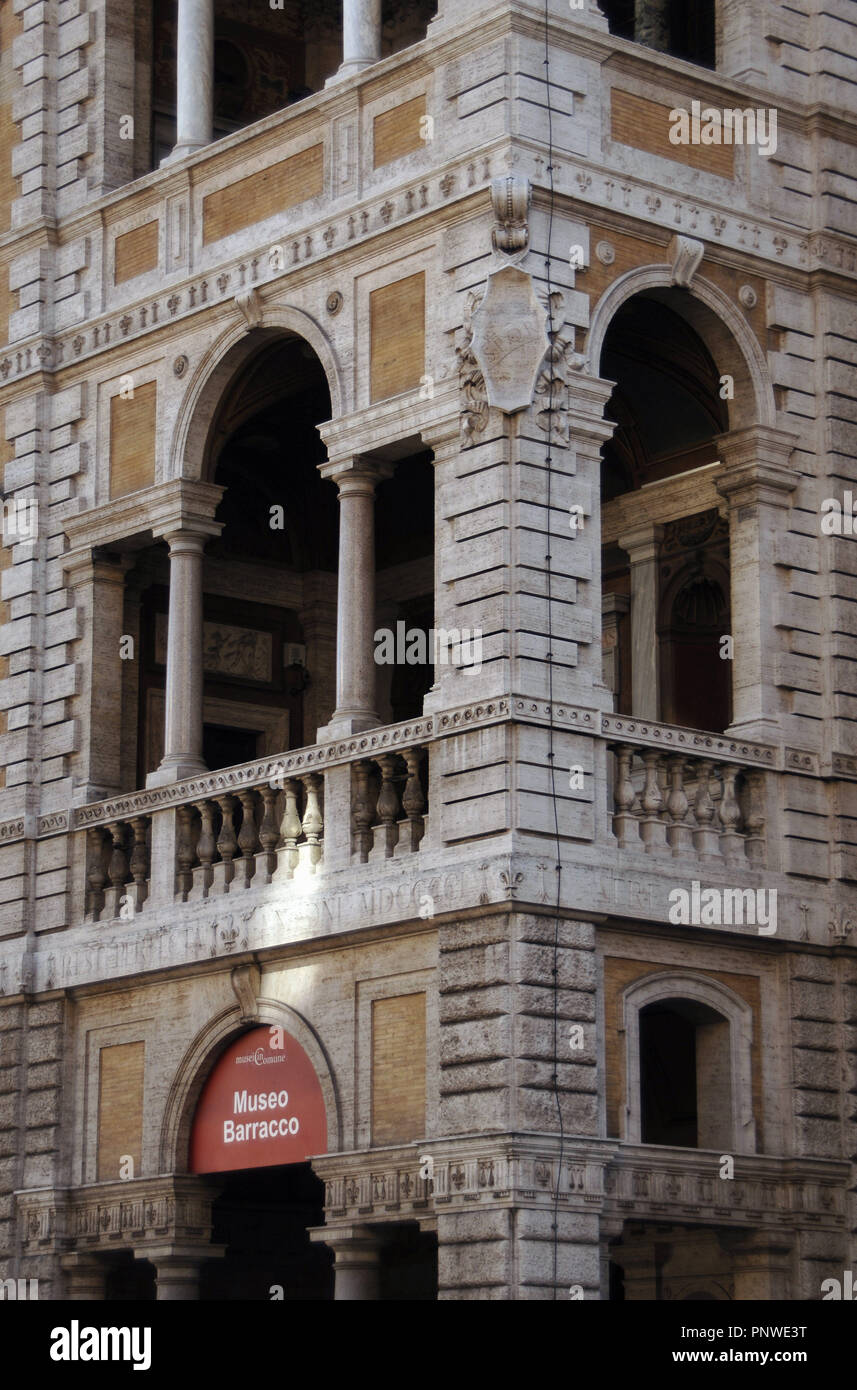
left=326, top=60, right=376, bottom=85
left=146, top=758, right=209, bottom=788
left=161, top=142, right=208, bottom=165
left=724, top=716, right=782, bottom=744
left=316, top=711, right=382, bottom=741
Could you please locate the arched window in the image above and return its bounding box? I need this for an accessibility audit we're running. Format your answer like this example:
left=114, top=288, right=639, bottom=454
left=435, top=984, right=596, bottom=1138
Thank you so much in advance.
left=600, top=293, right=732, bottom=732
left=599, top=0, right=716, bottom=69
left=621, top=972, right=756, bottom=1153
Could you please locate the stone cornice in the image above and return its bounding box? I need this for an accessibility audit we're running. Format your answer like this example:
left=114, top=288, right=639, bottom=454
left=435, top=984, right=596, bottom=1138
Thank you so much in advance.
left=63, top=480, right=226, bottom=555
left=17, top=1176, right=220, bottom=1254
left=312, top=1134, right=848, bottom=1231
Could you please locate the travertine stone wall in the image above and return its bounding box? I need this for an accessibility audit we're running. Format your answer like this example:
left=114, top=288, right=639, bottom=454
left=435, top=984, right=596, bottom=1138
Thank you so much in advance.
left=438, top=913, right=598, bottom=1135
left=0, top=996, right=65, bottom=1293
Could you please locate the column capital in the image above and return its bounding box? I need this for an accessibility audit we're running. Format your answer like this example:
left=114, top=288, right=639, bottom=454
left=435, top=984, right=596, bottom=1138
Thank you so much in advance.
left=63, top=547, right=132, bottom=588
left=149, top=479, right=225, bottom=543
left=617, top=523, right=664, bottom=564
left=319, top=454, right=394, bottom=490
left=602, top=592, right=630, bottom=617
left=161, top=529, right=211, bottom=555
left=715, top=426, right=801, bottom=509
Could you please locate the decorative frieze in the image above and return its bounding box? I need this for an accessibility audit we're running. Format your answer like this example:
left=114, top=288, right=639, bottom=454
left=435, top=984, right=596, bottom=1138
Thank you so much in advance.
left=312, top=1138, right=849, bottom=1233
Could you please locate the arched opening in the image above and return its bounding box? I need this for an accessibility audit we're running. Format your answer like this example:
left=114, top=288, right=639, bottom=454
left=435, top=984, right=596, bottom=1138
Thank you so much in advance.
left=639, top=997, right=732, bottom=1150
left=150, top=0, right=438, bottom=165
left=375, top=452, right=436, bottom=725
left=186, top=1024, right=334, bottom=1300
left=599, top=292, right=732, bottom=732
left=124, top=333, right=336, bottom=785
left=598, top=0, right=716, bottom=68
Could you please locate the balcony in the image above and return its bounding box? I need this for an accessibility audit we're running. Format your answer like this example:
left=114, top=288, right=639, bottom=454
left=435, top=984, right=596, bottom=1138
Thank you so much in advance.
left=76, top=719, right=432, bottom=925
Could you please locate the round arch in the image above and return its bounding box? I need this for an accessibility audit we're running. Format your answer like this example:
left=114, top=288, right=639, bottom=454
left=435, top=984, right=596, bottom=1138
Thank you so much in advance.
left=159, top=998, right=343, bottom=1175
left=620, top=969, right=756, bottom=1153
left=168, top=304, right=347, bottom=483
left=586, top=265, right=777, bottom=432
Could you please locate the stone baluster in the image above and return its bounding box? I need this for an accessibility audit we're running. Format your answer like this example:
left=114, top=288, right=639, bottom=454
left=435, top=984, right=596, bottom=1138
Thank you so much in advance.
left=717, top=764, right=743, bottom=862
left=211, top=795, right=237, bottom=894
left=175, top=805, right=196, bottom=901
left=299, top=774, right=324, bottom=873
left=127, top=817, right=150, bottom=912
left=638, top=751, right=667, bottom=851
left=256, top=786, right=280, bottom=884
left=396, top=748, right=426, bottom=854
left=234, top=790, right=259, bottom=889
left=103, top=822, right=130, bottom=918
left=189, top=800, right=217, bottom=901
left=657, top=757, right=671, bottom=827
left=611, top=745, right=639, bottom=845
left=744, top=770, right=767, bottom=867
left=86, top=828, right=108, bottom=920
left=690, top=760, right=721, bottom=860
left=274, top=780, right=303, bottom=882
left=351, top=761, right=375, bottom=863
left=370, top=755, right=401, bottom=859
left=664, top=756, right=693, bottom=856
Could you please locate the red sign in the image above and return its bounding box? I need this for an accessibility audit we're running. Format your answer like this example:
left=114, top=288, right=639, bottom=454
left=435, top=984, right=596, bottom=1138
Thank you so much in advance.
left=189, top=1027, right=327, bottom=1174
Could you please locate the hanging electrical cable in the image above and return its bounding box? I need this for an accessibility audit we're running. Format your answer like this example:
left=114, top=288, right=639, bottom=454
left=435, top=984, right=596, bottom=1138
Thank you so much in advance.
left=542, top=0, right=565, bottom=1303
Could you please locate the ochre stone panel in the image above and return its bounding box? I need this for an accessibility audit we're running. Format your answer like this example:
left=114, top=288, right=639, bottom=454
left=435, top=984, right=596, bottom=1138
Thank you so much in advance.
left=370, top=272, right=425, bottom=402
left=611, top=90, right=735, bottom=179
left=114, top=221, right=159, bottom=284
left=202, top=144, right=324, bottom=244
left=109, top=382, right=157, bottom=499
left=603, top=955, right=762, bottom=1146
left=97, top=1041, right=144, bottom=1182
left=373, top=94, right=426, bottom=168
left=371, top=992, right=426, bottom=1144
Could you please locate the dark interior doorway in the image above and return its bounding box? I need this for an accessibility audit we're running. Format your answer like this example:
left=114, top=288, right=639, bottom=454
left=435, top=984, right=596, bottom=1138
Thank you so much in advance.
left=104, top=1252, right=157, bottom=1301
left=379, top=1224, right=438, bottom=1301
left=639, top=1003, right=698, bottom=1147
left=200, top=1162, right=333, bottom=1301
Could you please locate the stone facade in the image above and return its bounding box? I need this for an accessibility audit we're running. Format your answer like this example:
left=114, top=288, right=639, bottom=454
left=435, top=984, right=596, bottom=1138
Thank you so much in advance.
left=0, top=0, right=855, bottom=1300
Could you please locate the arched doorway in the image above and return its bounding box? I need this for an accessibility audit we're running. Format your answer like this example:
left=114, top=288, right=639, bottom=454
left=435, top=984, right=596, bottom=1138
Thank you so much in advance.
left=187, top=1025, right=334, bottom=1301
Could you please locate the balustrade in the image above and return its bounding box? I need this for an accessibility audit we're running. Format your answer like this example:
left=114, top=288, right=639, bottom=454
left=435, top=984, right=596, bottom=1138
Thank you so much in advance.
left=85, top=818, right=151, bottom=921
left=180, top=772, right=325, bottom=903
left=609, top=743, right=767, bottom=867
left=351, top=747, right=427, bottom=863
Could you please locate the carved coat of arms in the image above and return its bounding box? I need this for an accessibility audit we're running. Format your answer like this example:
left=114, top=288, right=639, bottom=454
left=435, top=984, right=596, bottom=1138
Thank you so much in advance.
left=469, top=264, right=550, bottom=414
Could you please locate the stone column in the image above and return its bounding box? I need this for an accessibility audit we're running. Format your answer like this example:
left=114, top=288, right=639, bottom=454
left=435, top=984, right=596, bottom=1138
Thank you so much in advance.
left=634, top=0, right=670, bottom=52
left=618, top=525, right=664, bottom=722
left=169, top=0, right=215, bottom=161
left=309, top=1224, right=383, bottom=1299
left=298, top=572, right=338, bottom=742
left=64, top=551, right=130, bottom=802
left=61, top=1252, right=108, bottom=1300
left=715, top=427, right=799, bottom=743
left=601, top=592, right=630, bottom=706
left=147, top=531, right=208, bottom=785
left=337, top=0, right=382, bottom=79
left=317, top=457, right=391, bottom=740
left=145, top=1246, right=213, bottom=1300
left=720, top=1230, right=793, bottom=1300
